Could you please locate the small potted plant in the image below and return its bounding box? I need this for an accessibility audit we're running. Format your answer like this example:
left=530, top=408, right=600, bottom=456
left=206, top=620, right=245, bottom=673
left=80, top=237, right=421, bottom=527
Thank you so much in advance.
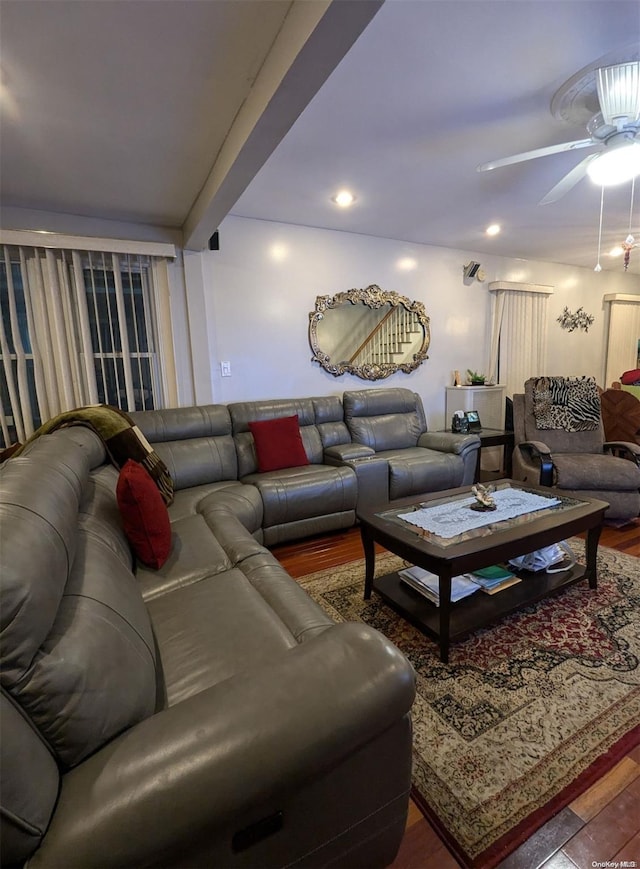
left=467, top=369, right=486, bottom=385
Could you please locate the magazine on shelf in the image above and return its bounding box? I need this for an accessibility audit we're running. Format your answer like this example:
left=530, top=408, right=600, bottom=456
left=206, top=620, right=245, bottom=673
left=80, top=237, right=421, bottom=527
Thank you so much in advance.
left=398, top=564, right=520, bottom=603
left=398, top=566, right=480, bottom=606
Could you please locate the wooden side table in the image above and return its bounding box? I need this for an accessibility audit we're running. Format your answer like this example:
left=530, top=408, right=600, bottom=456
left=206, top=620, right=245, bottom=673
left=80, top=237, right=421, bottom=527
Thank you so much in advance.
left=439, top=428, right=515, bottom=482
left=475, top=428, right=514, bottom=481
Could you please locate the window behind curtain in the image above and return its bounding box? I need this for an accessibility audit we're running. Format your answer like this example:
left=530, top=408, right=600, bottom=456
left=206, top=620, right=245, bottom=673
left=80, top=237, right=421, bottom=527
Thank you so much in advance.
left=0, top=258, right=41, bottom=445
left=82, top=252, right=160, bottom=413
left=0, top=245, right=166, bottom=449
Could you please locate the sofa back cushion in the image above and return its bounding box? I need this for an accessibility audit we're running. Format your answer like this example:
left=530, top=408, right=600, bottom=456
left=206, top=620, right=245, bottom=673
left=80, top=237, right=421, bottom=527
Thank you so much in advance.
left=313, top=395, right=352, bottom=448
left=129, top=405, right=238, bottom=487
left=230, top=398, right=327, bottom=477
left=1, top=430, right=157, bottom=770
left=343, top=388, right=427, bottom=451
left=1, top=690, right=60, bottom=866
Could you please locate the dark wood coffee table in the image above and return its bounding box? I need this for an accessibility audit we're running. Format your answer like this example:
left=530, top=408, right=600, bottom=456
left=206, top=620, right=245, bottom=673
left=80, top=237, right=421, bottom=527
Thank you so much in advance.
left=358, top=480, right=608, bottom=663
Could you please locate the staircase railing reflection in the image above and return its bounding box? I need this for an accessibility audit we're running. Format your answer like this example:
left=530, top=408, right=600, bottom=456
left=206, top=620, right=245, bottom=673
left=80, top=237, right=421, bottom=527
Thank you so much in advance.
left=349, top=306, right=421, bottom=365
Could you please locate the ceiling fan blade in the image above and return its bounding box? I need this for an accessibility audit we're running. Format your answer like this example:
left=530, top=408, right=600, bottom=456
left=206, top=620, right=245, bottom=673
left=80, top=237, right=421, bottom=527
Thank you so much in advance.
left=538, top=153, right=599, bottom=205
left=477, top=138, right=594, bottom=172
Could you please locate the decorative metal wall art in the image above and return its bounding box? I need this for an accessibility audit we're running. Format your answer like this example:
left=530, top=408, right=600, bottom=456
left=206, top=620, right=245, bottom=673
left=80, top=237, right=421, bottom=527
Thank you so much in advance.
left=556, top=306, right=595, bottom=333
left=309, top=285, right=430, bottom=380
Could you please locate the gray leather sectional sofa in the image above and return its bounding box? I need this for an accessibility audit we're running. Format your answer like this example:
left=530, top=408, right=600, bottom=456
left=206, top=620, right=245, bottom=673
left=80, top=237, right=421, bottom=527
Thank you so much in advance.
left=1, top=387, right=478, bottom=868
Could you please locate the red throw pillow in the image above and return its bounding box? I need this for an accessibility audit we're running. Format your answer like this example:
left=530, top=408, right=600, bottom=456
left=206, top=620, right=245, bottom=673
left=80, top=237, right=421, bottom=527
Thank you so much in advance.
left=621, top=368, right=640, bottom=386
left=116, top=459, right=171, bottom=569
left=248, top=415, right=309, bottom=473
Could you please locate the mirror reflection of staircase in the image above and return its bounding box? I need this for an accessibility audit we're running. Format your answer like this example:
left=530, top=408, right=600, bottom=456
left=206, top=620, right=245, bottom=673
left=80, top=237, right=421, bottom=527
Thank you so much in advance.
left=348, top=306, right=423, bottom=366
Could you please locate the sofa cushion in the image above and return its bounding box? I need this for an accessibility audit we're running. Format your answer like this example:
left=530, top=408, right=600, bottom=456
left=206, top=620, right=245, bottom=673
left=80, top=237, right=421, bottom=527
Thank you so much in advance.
left=20, top=533, right=158, bottom=767
left=129, top=404, right=238, bottom=487
left=552, top=453, right=640, bottom=490
left=166, top=481, right=263, bottom=536
left=136, top=512, right=233, bottom=602
left=243, top=464, right=357, bottom=527
left=229, top=398, right=325, bottom=474
left=147, top=566, right=300, bottom=705
left=343, top=388, right=426, bottom=451
left=117, top=460, right=172, bottom=569
left=249, top=415, right=309, bottom=472
left=2, top=439, right=158, bottom=770
left=381, top=447, right=464, bottom=499
left=1, top=692, right=60, bottom=865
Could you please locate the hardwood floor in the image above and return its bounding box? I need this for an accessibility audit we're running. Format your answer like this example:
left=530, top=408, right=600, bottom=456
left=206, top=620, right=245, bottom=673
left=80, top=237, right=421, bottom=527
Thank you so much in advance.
left=272, top=520, right=640, bottom=869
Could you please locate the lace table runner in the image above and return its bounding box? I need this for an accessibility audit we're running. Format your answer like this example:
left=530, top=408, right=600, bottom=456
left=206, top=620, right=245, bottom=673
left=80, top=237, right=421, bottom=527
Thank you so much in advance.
left=398, top=488, right=561, bottom=539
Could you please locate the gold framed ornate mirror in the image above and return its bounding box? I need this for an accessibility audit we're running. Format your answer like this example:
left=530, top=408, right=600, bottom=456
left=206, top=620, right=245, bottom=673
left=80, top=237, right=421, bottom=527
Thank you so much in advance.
left=309, top=285, right=430, bottom=380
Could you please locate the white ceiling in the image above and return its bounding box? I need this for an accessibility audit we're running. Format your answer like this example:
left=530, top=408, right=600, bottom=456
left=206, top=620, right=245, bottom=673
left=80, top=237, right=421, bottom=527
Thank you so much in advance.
left=1, top=0, right=640, bottom=275
left=0, top=0, right=382, bottom=248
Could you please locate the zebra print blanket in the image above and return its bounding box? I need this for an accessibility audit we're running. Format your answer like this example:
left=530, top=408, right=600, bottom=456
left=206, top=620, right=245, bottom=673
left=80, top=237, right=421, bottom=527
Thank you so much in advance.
left=532, top=376, right=600, bottom=432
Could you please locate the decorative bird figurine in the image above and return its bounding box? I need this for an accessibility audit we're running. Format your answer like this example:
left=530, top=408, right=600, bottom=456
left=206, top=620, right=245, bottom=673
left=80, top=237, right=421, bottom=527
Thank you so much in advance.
left=470, top=483, right=497, bottom=511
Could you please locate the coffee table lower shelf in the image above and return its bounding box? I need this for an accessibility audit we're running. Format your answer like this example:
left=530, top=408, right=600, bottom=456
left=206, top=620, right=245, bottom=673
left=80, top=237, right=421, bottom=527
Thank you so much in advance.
left=372, top=563, right=592, bottom=660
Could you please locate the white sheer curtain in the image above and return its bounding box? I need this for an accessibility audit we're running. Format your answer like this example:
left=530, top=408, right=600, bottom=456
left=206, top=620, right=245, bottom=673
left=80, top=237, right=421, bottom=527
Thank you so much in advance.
left=604, top=297, right=640, bottom=387
left=487, top=283, right=552, bottom=398
left=0, top=238, right=176, bottom=447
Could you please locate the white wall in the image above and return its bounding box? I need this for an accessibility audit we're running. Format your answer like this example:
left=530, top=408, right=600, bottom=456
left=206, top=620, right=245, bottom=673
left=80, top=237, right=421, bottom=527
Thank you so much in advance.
left=185, top=215, right=639, bottom=430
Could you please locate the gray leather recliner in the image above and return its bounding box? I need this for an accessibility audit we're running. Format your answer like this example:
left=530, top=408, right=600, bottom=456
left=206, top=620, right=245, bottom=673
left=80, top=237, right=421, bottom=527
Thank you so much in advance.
left=343, top=387, right=480, bottom=501
left=227, top=396, right=360, bottom=546
left=512, top=378, right=640, bottom=520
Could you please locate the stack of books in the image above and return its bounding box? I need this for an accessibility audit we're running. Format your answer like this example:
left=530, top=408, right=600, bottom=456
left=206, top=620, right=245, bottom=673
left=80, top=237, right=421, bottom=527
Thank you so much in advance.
left=399, top=564, right=520, bottom=604
left=468, top=565, right=520, bottom=595
left=398, top=566, right=480, bottom=606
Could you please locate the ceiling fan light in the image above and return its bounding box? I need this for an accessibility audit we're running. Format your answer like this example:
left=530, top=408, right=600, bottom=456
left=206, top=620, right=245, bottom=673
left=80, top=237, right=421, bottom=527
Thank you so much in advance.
left=587, top=144, right=640, bottom=186
left=596, top=62, right=640, bottom=127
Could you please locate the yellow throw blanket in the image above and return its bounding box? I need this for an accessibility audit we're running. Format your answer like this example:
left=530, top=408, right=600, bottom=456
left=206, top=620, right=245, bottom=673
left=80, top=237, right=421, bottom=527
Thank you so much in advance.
left=11, top=405, right=174, bottom=505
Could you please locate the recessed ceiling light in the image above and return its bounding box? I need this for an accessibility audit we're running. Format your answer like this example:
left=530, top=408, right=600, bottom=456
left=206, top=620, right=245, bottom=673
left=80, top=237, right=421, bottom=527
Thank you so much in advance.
left=486, top=223, right=501, bottom=236
left=397, top=257, right=417, bottom=271
left=332, top=190, right=356, bottom=208
left=269, top=243, right=289, bottom=262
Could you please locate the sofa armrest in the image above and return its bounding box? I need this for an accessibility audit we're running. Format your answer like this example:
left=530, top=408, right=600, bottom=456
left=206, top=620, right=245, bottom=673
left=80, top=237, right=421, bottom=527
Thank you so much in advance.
left=418, top=432, right=480, bottom=485
left=516, top=440, right=554, bottom=486
left=324, top=443, right=376, bottom=462
left=418, top=431, right=480, bottom=459
left=325, top=446, right=389, bottom=507
left=30, top=623, right=415, bottom=869
left=604, top=441, right=640, bottom=466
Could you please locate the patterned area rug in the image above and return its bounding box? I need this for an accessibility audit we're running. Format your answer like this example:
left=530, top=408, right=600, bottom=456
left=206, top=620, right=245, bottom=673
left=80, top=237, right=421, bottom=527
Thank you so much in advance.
left=297, top=539, right=640, bottom=868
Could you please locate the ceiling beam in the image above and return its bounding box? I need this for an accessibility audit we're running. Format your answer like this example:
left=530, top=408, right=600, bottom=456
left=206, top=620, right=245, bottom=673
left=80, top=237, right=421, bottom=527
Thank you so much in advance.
left=182, top=0, right=384, bottom=251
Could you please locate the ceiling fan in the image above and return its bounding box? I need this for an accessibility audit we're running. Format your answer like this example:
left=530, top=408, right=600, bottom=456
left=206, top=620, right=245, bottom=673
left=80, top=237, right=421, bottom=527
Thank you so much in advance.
left=477, top=59, right=640, bottom=205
